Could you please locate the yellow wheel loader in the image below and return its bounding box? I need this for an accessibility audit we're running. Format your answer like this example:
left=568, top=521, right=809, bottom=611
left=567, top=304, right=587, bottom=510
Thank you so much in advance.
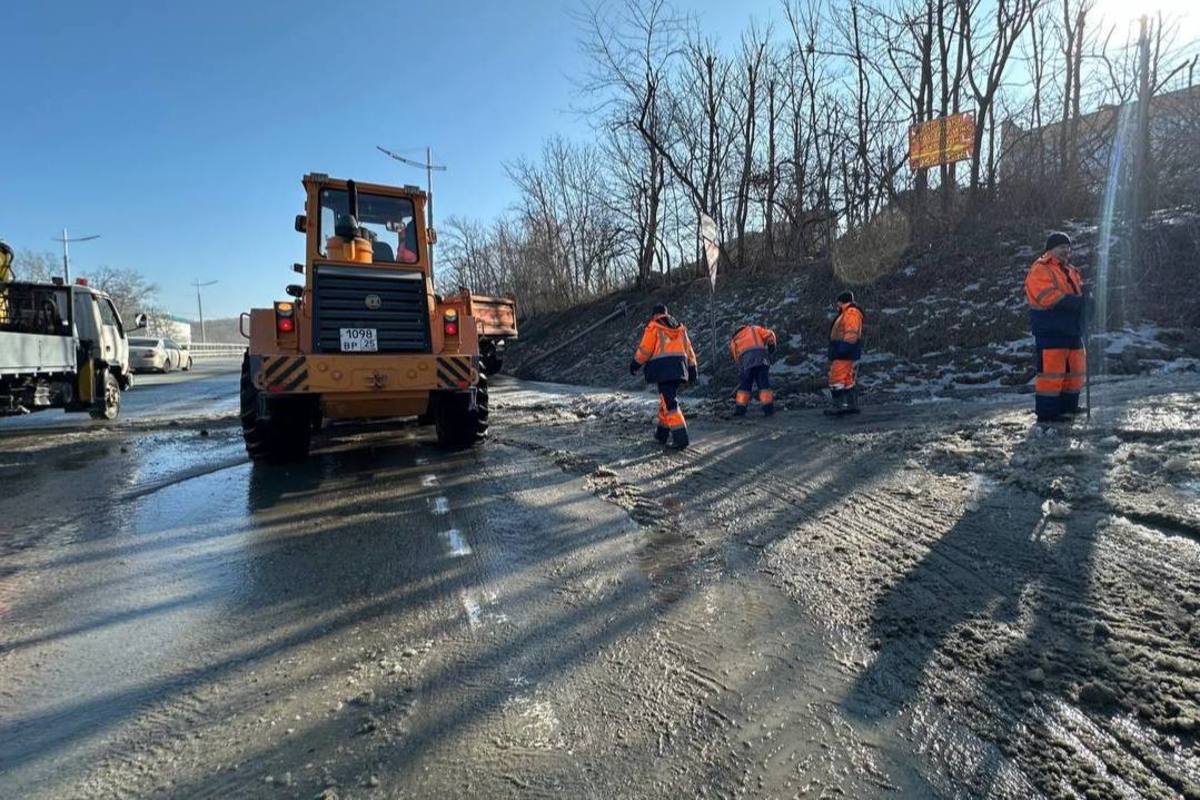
left=240, top=174, right=517, bottom=461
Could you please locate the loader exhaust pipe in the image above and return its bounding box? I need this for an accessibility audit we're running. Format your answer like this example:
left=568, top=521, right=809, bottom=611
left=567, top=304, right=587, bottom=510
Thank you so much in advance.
left=346, top=179, right=359, bottom=220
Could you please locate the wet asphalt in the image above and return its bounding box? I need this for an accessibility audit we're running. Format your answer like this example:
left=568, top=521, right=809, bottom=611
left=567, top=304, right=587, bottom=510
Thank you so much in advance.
left=0, top=373, right=665, bottom=797
left=0, top=359, right=242, bottom=432
left=0, top=366, right=975, bottom=798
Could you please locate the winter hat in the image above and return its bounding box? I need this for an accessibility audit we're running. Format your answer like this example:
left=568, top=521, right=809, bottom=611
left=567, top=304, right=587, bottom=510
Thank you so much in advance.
left=836, top=291, right=855, bottom=304
left=651, top=303, right=668, bottom=316
left=1045, top=232, right=1071, bottom=252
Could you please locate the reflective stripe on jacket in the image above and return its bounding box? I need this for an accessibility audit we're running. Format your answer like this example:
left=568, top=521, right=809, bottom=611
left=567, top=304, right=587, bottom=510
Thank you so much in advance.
left=634, top=314, right=698, bottom=384
left=1025, top=253, right=1084, bottom=347
left=828, top=303, right=864, bottom=361
left=730, top=324, right=777, bottom=373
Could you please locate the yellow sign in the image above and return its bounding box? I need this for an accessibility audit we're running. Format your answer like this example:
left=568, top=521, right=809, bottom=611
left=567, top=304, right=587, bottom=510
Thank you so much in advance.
left=908, top=112, right=976, bottom=170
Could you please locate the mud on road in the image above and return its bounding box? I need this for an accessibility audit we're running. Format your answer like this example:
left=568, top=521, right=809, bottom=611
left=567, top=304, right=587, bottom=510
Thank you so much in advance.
left=0, top=375, right=1197, bottom=799
left=494, top=376, right=1200, bottom=799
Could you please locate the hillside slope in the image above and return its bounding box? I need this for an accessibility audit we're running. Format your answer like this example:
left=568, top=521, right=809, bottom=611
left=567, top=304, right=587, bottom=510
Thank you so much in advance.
left=506, top=210, right=1200, bottom=407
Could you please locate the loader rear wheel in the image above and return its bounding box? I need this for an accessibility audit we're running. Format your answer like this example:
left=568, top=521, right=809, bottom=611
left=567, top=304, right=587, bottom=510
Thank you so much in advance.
left=434, top=372, right=489, bottom=449
left=240, top=354, right=311, bottom=462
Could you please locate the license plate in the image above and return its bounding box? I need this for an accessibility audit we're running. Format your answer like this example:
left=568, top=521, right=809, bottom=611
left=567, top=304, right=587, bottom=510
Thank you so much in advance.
left=339, top=328, right=378, bottom=352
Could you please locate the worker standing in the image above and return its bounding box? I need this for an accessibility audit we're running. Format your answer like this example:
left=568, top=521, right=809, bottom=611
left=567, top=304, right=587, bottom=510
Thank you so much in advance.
left=730, top=323, right=778, bottom=416
left=1025, top=232, right=1087, bottom=422
left=630, top=303, right=698, bottom=449
left=825, top=291, right=864, bottom=416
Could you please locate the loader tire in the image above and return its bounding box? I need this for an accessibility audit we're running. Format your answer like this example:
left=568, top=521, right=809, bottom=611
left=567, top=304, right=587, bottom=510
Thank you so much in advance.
left=434, top=372, right=489, bottom=449
left=240, top=354, right=311, bottom=462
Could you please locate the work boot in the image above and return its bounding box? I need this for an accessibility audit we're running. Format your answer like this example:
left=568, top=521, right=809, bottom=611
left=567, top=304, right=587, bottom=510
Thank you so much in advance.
left=823, top=389, right=847, bottom=417
left=671, top=427, right=690, bottom=449
left=845, top=387, right=861, bottom=414
left=733, top=404, right=748, bottom=417
left=654, top=425, right=670, bottom=444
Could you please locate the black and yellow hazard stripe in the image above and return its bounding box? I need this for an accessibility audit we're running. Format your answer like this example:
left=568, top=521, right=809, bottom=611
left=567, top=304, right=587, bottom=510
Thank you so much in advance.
left=436, top=355, right=475, bottom=389
left=259, top=355, right=309, bottom=392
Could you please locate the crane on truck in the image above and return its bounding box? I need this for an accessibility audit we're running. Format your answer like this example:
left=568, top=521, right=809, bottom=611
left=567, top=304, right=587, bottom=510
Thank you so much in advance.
left=239, top=174, right=518, bottom=461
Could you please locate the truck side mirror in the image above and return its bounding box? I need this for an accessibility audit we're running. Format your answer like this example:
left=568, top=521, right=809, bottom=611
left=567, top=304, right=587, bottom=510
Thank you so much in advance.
left=294, top=215, right=307, bottom=233
left=426, top=227, right=438, bottom=245
left=285, top=284, right=303, bottom=298
left=133, top=313, right=148, bottom=330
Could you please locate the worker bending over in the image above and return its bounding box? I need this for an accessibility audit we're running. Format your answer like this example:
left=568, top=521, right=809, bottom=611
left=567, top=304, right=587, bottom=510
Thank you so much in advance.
left=730, top=323, right=778, bottom=416
left=630, top=303, right=698, bottom=449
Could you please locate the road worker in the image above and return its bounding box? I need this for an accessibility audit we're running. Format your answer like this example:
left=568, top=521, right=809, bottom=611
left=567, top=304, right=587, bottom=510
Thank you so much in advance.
left=825, top=291, right=863, bottom=416
left=730, top=323, right=778, bottom=416
left=630, top=303, right=698, bottom=449
left=1025, top=232, right=1087, bottom=422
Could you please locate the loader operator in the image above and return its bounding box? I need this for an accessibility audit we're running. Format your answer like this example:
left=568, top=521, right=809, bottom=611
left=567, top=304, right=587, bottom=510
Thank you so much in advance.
left=630, top=303, right=698, bottom=449
left=825, top=291, right=863, bottom=416
left=1025, top=232, right=1087, bottom=422
left=730, top=323, right=778, bottom=416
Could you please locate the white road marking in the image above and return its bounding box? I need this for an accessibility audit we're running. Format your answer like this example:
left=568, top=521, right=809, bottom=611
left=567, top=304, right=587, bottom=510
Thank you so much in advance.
left=430, top=496, right=450, bottom=515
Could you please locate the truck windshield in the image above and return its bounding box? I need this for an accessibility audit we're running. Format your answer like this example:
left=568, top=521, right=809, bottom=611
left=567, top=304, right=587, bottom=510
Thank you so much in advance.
left=319, top=189, right=419, bottom=264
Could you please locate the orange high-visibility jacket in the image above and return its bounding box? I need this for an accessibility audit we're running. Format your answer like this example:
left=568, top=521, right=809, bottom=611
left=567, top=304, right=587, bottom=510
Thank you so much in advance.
left=634, top=314, right=698, bottom=383
left=829, top=303, right=863, bottom=361
left=1025, top=253, right=1085, bottom=346
left=730, top=325, right=777, bottom=372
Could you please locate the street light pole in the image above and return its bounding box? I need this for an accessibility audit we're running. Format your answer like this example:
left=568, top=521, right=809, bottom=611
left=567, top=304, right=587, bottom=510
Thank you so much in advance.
left=52, top=229, right=101, bottom=283
left=376, top=145, right=447, bottom=277
left=193, top=279, right=217, bottom=343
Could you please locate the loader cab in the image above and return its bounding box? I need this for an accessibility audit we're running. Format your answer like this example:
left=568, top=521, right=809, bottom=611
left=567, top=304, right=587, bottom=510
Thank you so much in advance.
left=300, top=174, right=430, bottom=273
left=292, top=174, right=437, bottom=355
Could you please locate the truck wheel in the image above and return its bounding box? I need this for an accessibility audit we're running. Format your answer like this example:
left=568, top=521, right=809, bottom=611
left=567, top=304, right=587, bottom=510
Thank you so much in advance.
left=88, top=370, right=121, bottom=420
left=240, top=354, right=311, bottom=462
left=479, top=340, right=504, bottom=375
left=434, top=372, right=489, bottom=449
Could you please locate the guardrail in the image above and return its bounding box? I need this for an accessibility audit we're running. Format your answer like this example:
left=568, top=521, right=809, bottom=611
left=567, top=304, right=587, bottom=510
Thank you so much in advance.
left=186, top=343, right=246, bottom=360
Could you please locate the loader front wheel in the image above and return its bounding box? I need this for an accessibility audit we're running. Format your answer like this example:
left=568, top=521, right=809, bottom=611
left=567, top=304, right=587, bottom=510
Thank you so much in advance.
left=434, top=372, right=489, bottom=449
left=240, top=354, right=311, bottom=462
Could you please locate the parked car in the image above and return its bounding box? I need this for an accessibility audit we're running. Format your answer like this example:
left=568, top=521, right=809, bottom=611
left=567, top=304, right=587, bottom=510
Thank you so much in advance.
left=168, top=339, right=193, bottom=371
left=129, top=337, right=185, bottom=373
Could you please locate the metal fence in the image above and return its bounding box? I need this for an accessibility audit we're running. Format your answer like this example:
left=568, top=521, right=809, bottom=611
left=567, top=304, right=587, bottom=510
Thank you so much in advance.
left=186, top=342, right=246, bottom=360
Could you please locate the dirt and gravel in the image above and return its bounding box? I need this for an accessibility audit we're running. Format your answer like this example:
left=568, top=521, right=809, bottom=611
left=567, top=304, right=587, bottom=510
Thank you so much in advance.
left=1, top=369, right=1198, bottom=798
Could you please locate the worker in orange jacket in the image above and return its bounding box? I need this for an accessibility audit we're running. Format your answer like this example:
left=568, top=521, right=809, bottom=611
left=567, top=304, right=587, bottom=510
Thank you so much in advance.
left=1025, top=232, right=1088, bottom=422
left=630, top=303, right=698, bottom=448
left=730, top=324, right=778, bottom=416
left=825, top=291, right=864, bottom=416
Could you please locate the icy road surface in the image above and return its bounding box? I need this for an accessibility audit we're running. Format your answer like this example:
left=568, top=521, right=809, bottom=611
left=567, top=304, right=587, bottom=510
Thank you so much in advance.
left=1, top=371, right=1197, bottom=798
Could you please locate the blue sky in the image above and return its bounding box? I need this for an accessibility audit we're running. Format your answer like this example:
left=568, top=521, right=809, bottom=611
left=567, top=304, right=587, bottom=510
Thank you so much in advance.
left=1, top=0, right=776, bottom=319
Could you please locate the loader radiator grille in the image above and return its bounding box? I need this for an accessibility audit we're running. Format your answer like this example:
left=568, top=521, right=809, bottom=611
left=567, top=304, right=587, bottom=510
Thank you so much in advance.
left=312, top=265, right=431, bottom=353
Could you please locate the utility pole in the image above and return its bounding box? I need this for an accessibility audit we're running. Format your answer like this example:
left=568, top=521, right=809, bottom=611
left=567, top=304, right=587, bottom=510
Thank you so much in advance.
left=193, top=279, right=217, bottom=343
left=376, top=145, right=447, bottom=277
left=1132, top=15, right=1153, bottom=264
left=51, top=229, right=100, bottom=283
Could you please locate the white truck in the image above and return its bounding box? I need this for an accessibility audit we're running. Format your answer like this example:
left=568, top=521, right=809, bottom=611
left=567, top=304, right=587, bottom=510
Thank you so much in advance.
left=0, top=280, right=145, bottom=419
